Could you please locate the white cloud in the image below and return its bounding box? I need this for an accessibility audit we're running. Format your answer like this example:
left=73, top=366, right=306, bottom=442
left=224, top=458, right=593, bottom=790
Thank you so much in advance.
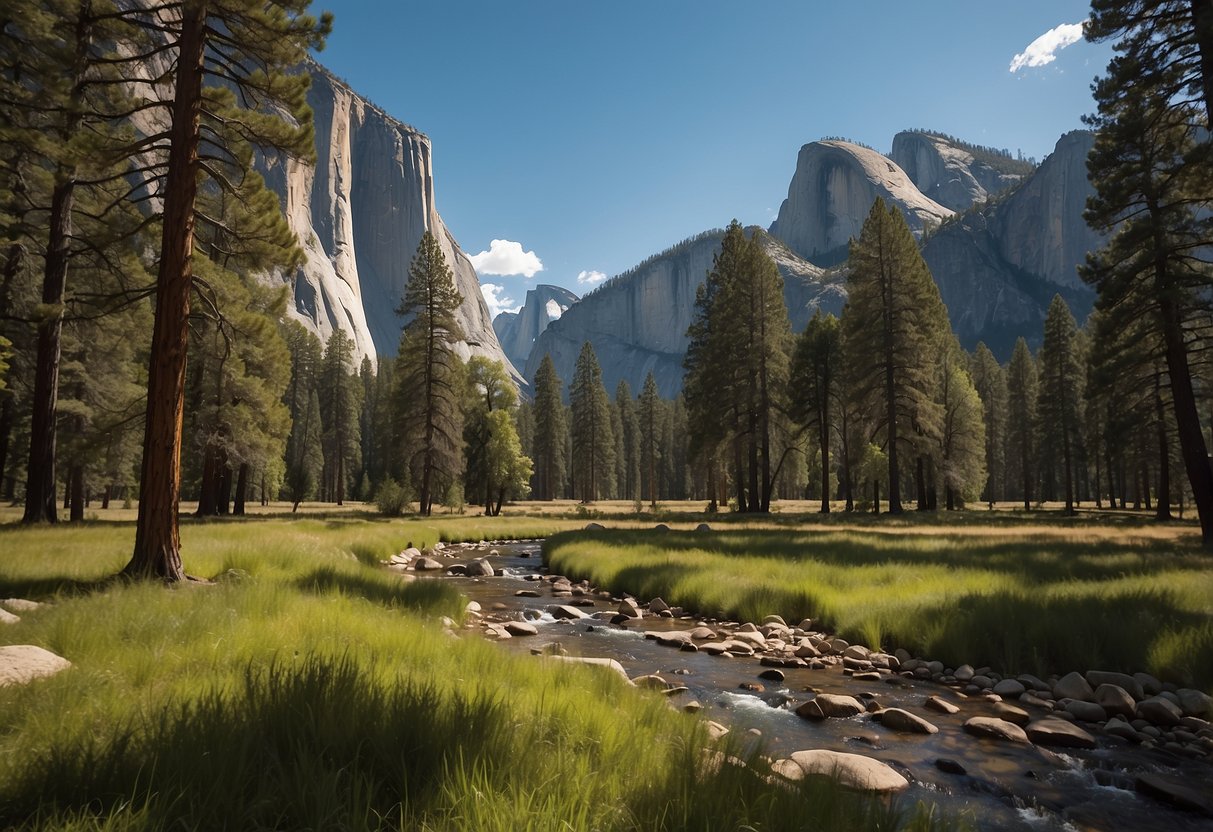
left=468, top=239, right=543, bottom=277
left=481, top=283, right=521, bottom=320
left=1009, top=21, right=1087, bottom=72
left=577, top=269, right=607, bottom=286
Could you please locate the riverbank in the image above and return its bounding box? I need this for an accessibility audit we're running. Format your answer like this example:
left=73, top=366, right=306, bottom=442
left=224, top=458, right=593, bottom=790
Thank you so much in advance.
left=0, top=518, right=946, bottom=831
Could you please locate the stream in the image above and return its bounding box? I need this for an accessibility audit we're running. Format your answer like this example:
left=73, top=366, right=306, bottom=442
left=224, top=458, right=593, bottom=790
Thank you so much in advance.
left=416, top=540, right=1213, bottom=832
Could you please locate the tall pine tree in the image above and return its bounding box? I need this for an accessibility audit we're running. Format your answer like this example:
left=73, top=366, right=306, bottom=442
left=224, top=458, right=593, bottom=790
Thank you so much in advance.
left=569, top=341, right=615, bottom=503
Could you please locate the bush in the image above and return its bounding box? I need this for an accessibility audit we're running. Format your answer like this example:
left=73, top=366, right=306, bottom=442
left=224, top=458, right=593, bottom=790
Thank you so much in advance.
left=374, top=478, right=409, bottom=516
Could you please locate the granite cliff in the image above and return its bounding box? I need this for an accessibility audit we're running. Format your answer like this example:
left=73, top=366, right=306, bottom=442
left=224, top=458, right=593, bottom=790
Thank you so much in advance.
left=769, top=140, right=953, bottom=266
left=889, top=131, right=1027, bottom=212
left=492, top=284, right=579, bottom=372
left=523, top=231, right=843, bottom=398
left=256, top=62, right=513, bottom=373
left=920, top=131, right=1100, bottom=356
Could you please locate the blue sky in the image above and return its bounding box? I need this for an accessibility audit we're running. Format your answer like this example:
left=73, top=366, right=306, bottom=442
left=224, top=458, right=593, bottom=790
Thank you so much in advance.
left=311, top=2, right=1111, bottom=317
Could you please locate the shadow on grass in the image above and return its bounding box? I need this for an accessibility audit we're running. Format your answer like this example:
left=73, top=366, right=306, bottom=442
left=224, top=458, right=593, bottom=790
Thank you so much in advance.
left=294, top=566, right=462, bottom=616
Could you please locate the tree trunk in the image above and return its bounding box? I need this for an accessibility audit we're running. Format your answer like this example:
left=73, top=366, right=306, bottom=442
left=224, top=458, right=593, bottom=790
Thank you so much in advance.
left=1154, top=369, right=1172, bottom=520
left=840, top=407, right=853, bottom=512
left=818, top=414, right=830, bottom=514
left=1062, top=427, right=1074, bottom=516
left=68, top=463, right=84, bottom=523
left=945, top=484, right=955, bottom=511
left=915, top=456, right=926, bottom=511
left=216, top=461, right=231, bottom=515
left=102, top=483, right=111, bottom=510
left=233, top=462, right=248, bottom=515
left=872, top=479, right=879, bottom=515
left=260, top=469, right=268, bottom=506
left=732, top=435, right=746, bottom=512
left=1191, top=0, right=1213, bottom=124
left=0, top=394, right=12, bottom=500
left=125, top=1, right=207, bottom=581
left=196, top=442, right=218, bottom=516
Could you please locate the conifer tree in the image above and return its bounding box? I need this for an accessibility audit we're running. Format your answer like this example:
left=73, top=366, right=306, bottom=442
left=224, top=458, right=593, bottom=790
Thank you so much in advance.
left=937, top=340, right=987, bottom=510
left=126, top=1, right=330, bottom=579
left=970, top=343, right=1008, bottom=505
left=530, top=353, right=567, bottom=500
left=357, top=356, right=376, bottom=497
left=462, top=357, right=516, bottom=513
left=1005, top=338, right=1039, bottom=510
left=614, top=379, right=640, bottom=501
left=395, top=230, right=465, bottom=516
left=319, top=328, right=362, bottom=505
left=569, top=341, right=615, bottom=502
left=841, top=199, right=949, bottom=514
left=638, top=372, right=661, bottom=508
left=790, top=310, right=841, bottom=513
left=1038, top=296, right=1085, bottom=515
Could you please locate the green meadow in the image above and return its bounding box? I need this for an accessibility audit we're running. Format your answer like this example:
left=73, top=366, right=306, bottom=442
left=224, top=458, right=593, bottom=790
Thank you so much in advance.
left=0, top=516, right=949, bottom=832
left=545, top=521, right=1213, bottom=692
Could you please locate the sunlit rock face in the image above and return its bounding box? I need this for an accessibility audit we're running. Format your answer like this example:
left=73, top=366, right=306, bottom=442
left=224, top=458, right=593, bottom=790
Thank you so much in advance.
left=524, top=231, right=844, bottom=398
left=769, top=139, right=953, bottom=266
left=919, top=131, right=1100, bottom=357
left=492, top=284, right=579, bottom=372
left=257, top=62, right=515, bottom=375
left=889, top=131, right=1024, bottom=212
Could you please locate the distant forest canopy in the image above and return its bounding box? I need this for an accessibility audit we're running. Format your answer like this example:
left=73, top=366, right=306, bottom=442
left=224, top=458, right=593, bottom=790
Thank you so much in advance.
left=818, top=136, right=879, bottom=152
left=900, top=128, right=1039, bottom=175
left=582, top=228, right=726, bottom=298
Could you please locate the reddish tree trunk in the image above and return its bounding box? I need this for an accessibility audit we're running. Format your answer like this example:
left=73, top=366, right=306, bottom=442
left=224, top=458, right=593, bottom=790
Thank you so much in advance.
left=234, top=462, right=248, bottom=515
left=125, top=2, right=207, bottom=580
left=68, top=463, right=84, bottom=523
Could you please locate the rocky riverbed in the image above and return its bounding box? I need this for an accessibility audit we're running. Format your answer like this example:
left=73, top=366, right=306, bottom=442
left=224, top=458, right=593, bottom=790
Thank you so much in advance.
left=391, top=537, right=1213, bottom=832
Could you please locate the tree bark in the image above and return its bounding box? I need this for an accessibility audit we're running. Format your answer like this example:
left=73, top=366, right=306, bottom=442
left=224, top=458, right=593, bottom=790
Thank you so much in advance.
left=102, top=483, right=111, bottom=510
left=216, top=460, right=231, bottom=515
left=233, top=462, right=248, bottom=515
left=915, top=456, right=927, bottom=511
left=1154, top=368, right=1172, bottom=520
left=1191, top=0, right=1213, bottom=124
left=125, top=1, right=206, bottom=581
left=68, top=463, right=84, bottom=523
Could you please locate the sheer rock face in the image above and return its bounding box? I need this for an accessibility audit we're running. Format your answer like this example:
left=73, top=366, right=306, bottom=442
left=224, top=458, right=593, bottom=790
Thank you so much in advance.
left=889, top=131, right=1023, bottom=212
left=769, top=140, right=953, bottom=265
left=493, top=284, right=580, bottom=372
left=524, top=232, right=844, bottom=397
left=920, top=131, right=1099, bottom=358
left=258, top=63, right=514, bottom=375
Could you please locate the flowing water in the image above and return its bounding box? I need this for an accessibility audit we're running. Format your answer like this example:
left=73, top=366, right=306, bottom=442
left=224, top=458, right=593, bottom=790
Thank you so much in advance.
left=421, top=540, right=1213, bottom=832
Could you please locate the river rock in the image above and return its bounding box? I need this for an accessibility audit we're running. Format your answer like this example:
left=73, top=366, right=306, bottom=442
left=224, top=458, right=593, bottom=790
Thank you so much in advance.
left=632, top=674, right=669, bottom=690
left=1136, top=773, right=1213, bottom=816
left=729, top=631, right=766, bottom=647
left=584, top=522, right=605, bottom=531
left=1, top=599, right=40, bottom=613
left=1104, top=716, right=1144, bottom=743
left=694, top=523, right=712, bottom=532
left=992, top=679, right=1026, bottom=698
left=925, top=695, right=960, bottom=715
left=1026, top=717, right=1097, bottom=749
left=758, top=668, right=785, bottom=683
left=0, top=645, right=71, bottom=686
left=935, top=758, right=967, bottom=775
left=1095, top=683, right=1137, bottom=719
left=504, top=621, right=538, bottom=636
left=1065, top=700, right=1107, bottom=722
left=1017, top=673, right=1049, bottom=692
left=1138, top=696, right=1183, bottom=726
left=963, top=716, right=1029, bottom=743
left=795, top=642, right=821, bottom=658
left=954, top=664, right=975, bottom=682
left=464, top=559, right=494, bottom=577
left=514, top=589, right=541, bottom=598
left=548, top=605, right=589, bottom=621
left=780, top=750, right=909, bottom=792
left=1086, top=670, right=1145, bottom=700
left=706, top=721, right=730, bottom=739
left=1053, top=671, right=1095, bottom=702
left=761, top=614, right=787, bottom=627
left=993, top=702, right=1031, bottom=726
left=544, top=656, right=630, bottom=683
left=689, top=626, right=717, bottom=640
left=0, top=609, right=18, bottom=625
left=877, top=708, right=939, bottom=734
left=842, top=644, right=870, bottom=661
left=617, top=598, right=643, bottom=618
left=1133, top=672, right=1163, bottom=696
left=796, top=694, right=865, bottom=720
left=445, top=564, right=467, bottom=576
left=413, top=557, right=445, bottom=571
left=648, top=597, right=670, bottom=614
left=1177, top=688, right=1212, bottom=717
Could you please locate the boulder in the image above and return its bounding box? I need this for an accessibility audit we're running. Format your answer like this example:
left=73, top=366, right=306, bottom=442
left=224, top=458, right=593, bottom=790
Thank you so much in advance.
left=504, top=621, right=538, bottom=636
left=706, top=721, right=730, bottom=739
left=877, top=708, right=939, bottom=734
left=1137, top=696, right=1183, bottom=726
left=689, top=626, right=717, bottom=640
left=412, top=557, right=445, bottom=571
left=514, top=589, right=541, bottom=598
left=924, top=695, right=960, bottom=715
left=781, top=750, right=909, bottom=792
left=992, top=702, right=1031, bottom=726
left=632, top=674, right=669, bottom=690
left=758, top=668, right=786, bottom=683
left=0, top=609, right=19, bottom=625
left=1086, top=670, right=1145, bottom=701
left=648, top=597, right=670, bottom=614
left=954, top=664, right=975, bottom=682
left=841, top=645, right=870, bottom=661
left=617, top=598, right=643, bottom=618
left=1064, top=700, right=1107, bottom=723
left=1176, top=688, right=1212, bottom=717
left=548, top=605, right=589, bottom=621
left=1, top=598, right=42, bottom=613
left=1095, top=683, right=1137, bottom=719
left=992, top=679, right=1026, bottom=698
left=1026, top=718, right=1097, bottom=749
left=1136, top=773, right=1213, bottom=817
left=1133, top=672, right=1163, bottom=696
left=1103, top=717, right=1143, bottom=743
left=796, top=694, right=865, bottom=720
left=464, top=559, right=494, bottom=577
left=1052, top=671, right=1095, bottom=702
left=963, top=716, right=1029, bottom=743
left=0, top=645, right=71, bottom=686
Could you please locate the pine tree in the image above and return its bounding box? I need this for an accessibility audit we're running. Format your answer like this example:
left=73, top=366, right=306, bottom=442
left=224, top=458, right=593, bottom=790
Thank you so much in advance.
left=569, top=341, right=615, bottom=502
left=1038, top=296, right=1085, bottom=515
left=614, top=380, right=640, bottom=502
left=970, top=343, right=1008, bottom=505
left=790, top=310, right=841, bottom=513
left=841, top=198, right=949, bottom=514
left=1005, top=338, right=1039, bottom=510
left=462, top=357, right=516, bottom=514
left=357, top=355, right=376, bottom=498
left=319, top=328, right=362, bottom=505
left=282, top=321, right=324, bottom=510
left=531, top=353, right=567, bottom=500
left=638, top=372, right=661, bottom=508
left=395, top=230, right=465, bottom=516
left=126, top=1, right=330, bottom=580
left=937, top=340, right=987, bottom=510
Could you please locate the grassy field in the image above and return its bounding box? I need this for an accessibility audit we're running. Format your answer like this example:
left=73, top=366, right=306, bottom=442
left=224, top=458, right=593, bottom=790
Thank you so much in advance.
left=0, top=516, right=950, bottom=832
left=545, top=519, right=1213, bottom=693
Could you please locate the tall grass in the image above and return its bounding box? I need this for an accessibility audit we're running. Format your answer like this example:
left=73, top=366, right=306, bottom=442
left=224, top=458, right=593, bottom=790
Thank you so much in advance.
left=0, top=521, right=952, bottom=831
left=545, top=528, right=1213, bottom=692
